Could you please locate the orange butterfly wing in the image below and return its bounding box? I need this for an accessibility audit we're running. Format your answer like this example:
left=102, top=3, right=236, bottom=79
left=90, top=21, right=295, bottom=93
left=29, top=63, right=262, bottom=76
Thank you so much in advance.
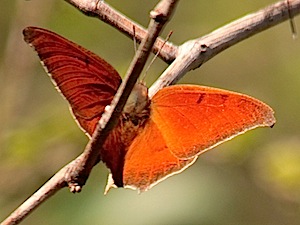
left=23, top=27, right=121, bottom=135
left=123, top=118, right=197, bottom=191
left=123, top=85, right=275, bottom=191
left=152, top=85, right=275, bottom=159
left=24, top=27, right=276, bottom=192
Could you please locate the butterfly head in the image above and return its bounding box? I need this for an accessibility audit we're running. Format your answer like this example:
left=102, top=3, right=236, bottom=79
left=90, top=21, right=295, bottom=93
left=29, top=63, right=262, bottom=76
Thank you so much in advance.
left=123, top=82, right=150, bottom=116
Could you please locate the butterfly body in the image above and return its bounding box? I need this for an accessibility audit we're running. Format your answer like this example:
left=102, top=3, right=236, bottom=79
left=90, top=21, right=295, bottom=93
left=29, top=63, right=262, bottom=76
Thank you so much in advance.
left=23, top=27, right=276, bottom=192
left=102, top=83, right=150, bottom=188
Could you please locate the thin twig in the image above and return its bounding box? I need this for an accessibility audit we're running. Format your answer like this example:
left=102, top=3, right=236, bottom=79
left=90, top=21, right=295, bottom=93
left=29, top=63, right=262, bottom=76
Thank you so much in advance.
left=287, top=0, right=298, bottom=38
left=0, top=1, right=178, bottom=225
left=2, top=0, right=300, bottom=224
left=143, top=30, right=173, bottom=81
left=149, top=0, right=300, bottom=97
left=0, top=168, right=67, bottom=225
left=66, top=0, right=179, bottom=193
left=65, top=0, right=178, bottom=63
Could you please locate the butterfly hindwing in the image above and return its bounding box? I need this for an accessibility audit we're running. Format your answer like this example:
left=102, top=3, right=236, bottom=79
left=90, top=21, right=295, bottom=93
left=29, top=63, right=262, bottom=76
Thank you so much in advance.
left=123, top=118, right=197, bottom=191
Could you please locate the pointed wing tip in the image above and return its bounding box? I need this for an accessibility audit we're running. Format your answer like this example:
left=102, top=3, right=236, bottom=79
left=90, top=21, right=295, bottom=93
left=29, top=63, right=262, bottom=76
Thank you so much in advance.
left=23, top=26, right=36, bottom=44
left=266, top=117, right=276, bottom=128
left=23, top=26, right=45, bottom=44
left=270, top=122, right=275, bottom=128
left=263, top=107, right=276, bottom=128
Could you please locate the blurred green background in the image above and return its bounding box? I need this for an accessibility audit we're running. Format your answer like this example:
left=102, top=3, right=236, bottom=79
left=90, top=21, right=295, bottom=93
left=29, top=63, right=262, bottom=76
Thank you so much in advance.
left=1, top=0, right=300, bottom=224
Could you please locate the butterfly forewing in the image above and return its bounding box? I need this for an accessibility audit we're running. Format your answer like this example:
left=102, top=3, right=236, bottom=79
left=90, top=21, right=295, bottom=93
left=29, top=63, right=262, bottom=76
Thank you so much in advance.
left=122, top=85, right=275, bottom=191
left=23, top=27, right=121, bottom=135
left=151, top=85, right=276, bottom=159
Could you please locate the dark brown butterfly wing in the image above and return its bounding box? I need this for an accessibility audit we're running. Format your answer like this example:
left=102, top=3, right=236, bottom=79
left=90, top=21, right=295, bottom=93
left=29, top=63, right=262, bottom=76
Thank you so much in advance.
left=23, top=27, right=121, bottom=135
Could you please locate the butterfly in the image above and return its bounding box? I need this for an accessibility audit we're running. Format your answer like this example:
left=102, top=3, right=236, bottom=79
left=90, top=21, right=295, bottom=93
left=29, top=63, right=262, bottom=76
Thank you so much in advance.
left=23, top=27, right=276, bottom=192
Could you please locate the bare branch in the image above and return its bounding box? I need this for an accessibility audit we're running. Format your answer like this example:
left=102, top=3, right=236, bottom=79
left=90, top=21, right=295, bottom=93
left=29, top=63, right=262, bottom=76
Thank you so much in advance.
left=1, top=1, right=177, bottom=224
left=66, top=0, right=179, bottom=193
left=2, top=0, right=300, bottom=224
left=66, top=0, right=300, bottom=96
left=65, top=0, right=178, bottom=63
left=149, top=0, right=300, bottom=96
left=1, top=168, right=67, bottom=225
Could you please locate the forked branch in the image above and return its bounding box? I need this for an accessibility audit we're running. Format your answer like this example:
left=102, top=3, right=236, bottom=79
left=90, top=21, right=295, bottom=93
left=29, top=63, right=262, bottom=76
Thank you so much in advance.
left=66, top=0, right=179, bottom=193
left=66, top=0, right=178, bottom=63
left=1, top=1, right=177, bottom=225
left=2, top=0, right=300, bottom=225
left=149, top=0, right=300, bottom=96
left=65, top=0, right=300, bottom=73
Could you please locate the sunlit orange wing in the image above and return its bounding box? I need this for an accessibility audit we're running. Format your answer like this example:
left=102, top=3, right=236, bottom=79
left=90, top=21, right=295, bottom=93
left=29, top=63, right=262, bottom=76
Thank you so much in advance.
left=123, top=85, right=275, bottom=191
left=123, top=118, right=197, bottom=191
left=23, top=27, right=121, bottom=135
left=23, top=27, right=276, bottom=193
left=151, top=85, right=275, bottom=159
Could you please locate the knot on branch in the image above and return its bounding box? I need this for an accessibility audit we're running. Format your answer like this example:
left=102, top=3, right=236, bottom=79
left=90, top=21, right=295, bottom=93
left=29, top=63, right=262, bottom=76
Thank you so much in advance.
left=150, top=0, right=178, bottom=23
left=74, top=0, right=101, bottom=17
left=64, top=158, right=90, bottom=193
left=150, top=9, right=168, bottom=23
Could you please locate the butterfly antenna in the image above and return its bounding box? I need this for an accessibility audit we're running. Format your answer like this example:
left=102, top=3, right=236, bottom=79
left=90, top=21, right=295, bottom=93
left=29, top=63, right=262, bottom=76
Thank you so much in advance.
left=287, top=0, right=297, bottom=39
left=141, top=31, right=173, bottom=82
left=133, top=25, right=138, bottom=53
